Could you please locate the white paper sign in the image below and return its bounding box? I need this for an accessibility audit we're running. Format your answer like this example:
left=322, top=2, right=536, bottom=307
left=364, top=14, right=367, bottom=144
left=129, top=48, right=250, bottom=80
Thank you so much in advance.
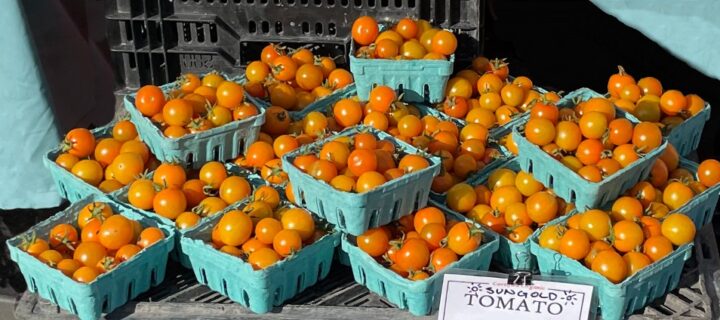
left=437, top=274, right=594, bottom=320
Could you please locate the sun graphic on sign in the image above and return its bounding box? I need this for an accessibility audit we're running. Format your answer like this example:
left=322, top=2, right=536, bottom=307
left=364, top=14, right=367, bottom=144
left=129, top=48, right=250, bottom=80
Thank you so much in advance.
left=466, top=283, right=483, bottom=295
left=561, top=290, right=579, bottom=306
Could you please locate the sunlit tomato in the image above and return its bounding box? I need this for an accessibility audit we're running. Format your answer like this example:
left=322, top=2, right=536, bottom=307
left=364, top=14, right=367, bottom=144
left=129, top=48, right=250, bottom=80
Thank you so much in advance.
left=525, top=191, right=558, bottom=223
left=347, top=149, right=378, bottom=177
left=607, top=66, right=635, bottom=97
left=646, top=200, right=670, bottom=219
left=636, top=76, right=663, bottom=96
left=578, top=111, right=608, bottom=140
left=578, top=209, right=611, bottom=241
left=578, top=165, right=602, bottom=182
left=612, top=220, right=644, bottom=253
left=612, top=144, right=639, bottom=168
left=174, top=211, right=200, bottom=230
left=152, top=188, right=186, bottom=220
left=559, top=228, right=590, bottom=260
left=74, top=241, right=107, bottom=268
left=48, top=223, right=78, bottom=251
left=318, top=141, right=350, bottom=172
left=295, top=64, right=324, bottom=91
left=619, top=84, right=642, bottom=102
left=398, top=154, right=429, bottom=173
left=500, top=84, right=524, bottom=107
left=214, top=210, right=252, bottom=247
left=622, top=251, right=651, bottom=276
left=488, top=168, right=516, bottom=191
left=429, top=247, right=458, bottom=273
left=273, top=229, right=303, bottom=257
left=430, top=30, right=457, bottom=55
left=400, top=38, right=427, bottom=59
left=356, top=171, right=386, bottom=193
left=631, top=122, right=662, bottom=151
left=575, top=139, right=603, bottom=166
left=135, top=85, right=166, bottom=116
left=582, top=240, right=612, bottom=268
left=662, top=182, right=694, bottom=210
left=137, top=227, right=164, bottom=248
left=447, top=222, right=482, bottom=255
left=332, top=99, right=362, bottom=128
left=357, top=227, right=390, bottom=257
left=446, top=183, right=476, bottom=213
left=245, top=141, right=275, bottom=170
left=368, top=85, right=396, bottom=113
left=363, top=111, right=389, bottom=131
left=508, top=225, right=534, bottom=243
left=503, top=202, right=531, bottom=227
left=248, top=247, right=281, bottom=270
left=697, top=159, right=720, bottom=187
left=554, top=121, right=582, bottom=152
left=596, top=158, right=621, bottom=177
left=162, top=99, right=193, bottom=127
left=279, top=208, right=315, bottom=242
left=216, top=176, right=250, bottom=205
left=56, top=258, right=83, bottom=277
left=659, top=89, right=687, bottom=116
left=309, top=159, right=338, bottom=183
left=245, top=61, right=270, bottom=83
left=539, top=224, right=566, bottom=251
left=413, top=206, right=446, bottom=232
left=269, top=56, right=298, bottom=82
left=418, top=223, right=446, bottom=250
left=609, top=196, right=643, bottom=222
left=525, top=118, right=556, bottom=146
left=55, top=153, right=79, bottom=172
left=643, top=235, right=673, bottom=262
left=661, top=213, right=695, bottom=246
left=327, top=68, right=353, bottom=89
left=293, top=154, right=318, bottom=173
left=513, top=171, right=543, bottom=197
left=352, top=16, right=379, bottom=46
left=62, top=128, right=96, bottom=159
left=591, top=250, right=627, bottom=284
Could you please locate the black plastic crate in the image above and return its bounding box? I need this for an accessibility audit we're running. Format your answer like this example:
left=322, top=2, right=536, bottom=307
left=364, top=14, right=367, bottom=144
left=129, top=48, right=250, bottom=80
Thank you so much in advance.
left=107, top=0, right=485, bottom=91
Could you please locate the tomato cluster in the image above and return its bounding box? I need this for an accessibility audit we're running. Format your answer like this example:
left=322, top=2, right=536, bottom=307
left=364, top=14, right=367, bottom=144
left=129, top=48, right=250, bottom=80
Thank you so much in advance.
left=244, top=44, right=354, bottom=111
left=352, top=16, right=456, bottom=60
left=438, top=56, right=559, bottom=129
left=126, top=161, right=269, bottom=230
left=607, top=66, right=706, bottom=131
left=56, top=121, right=157, bottom=192
left=135, top=73, right=260, bottom=138
left=290, top=131, right=432, bottom=193
left=627, top=144, right=720, bottom=214
left=21, top=202, right=165, bottom=283
left=445, top=167, right=573, bottom=242
left=540, top=207, right=695, bottom=284
left=357, top=206, right=483, bottom=280
left=209, top=200, right=326, bottom=270
left=522, top=96, right=665, bottom=182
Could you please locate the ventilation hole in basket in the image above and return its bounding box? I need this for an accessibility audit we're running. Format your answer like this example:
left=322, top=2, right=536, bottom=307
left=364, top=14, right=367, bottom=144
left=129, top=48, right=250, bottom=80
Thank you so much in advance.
left=212, top=145, right=220, bottom=161
left=380, top=0, right=388, bottom=7
left=127, top=281, right=134, bottom=299
left=128, top=53, right=137, bottom=69
left=342, top=0, right=350, bottom=7
left=296, top=274, right=305, bottom=293
left=379, top=281, right=387, bottom=296
left=408, top=0, right=415, bottom=7
left=49, top=289, right=58, bottom=304
left=302, top=21, right=310, bottom=34
left=186, top=153, right=194, bottom=167
left=222, top=279, right=229, bottom=295
left=261, top=21, right=270, bottom=34
left=358, top=267, right=366, bottom=283
left=368, top=210, right=379, bottom=228
left=423, top=84, right=430, bottom=100
left=70, top=299, right=78, bottom=314
left=220, top=0, right=227, bottom=3
left=201, top=268, right=208, bottom=284
left=151, top=268, right=158, bottom=284
left=124, top=21, right=133, bottom=42
left=300, top=0, right=308, bottom=4
left=328, top=22, right=337, bottom=35
left=398, top=292, right=407, bottom=308
left=527, top=159, right=533, bottom=173
left=317, top=262, right=325, bottom=279
left=248, top=20, right=257, bottom=34
left=196, top=23, right=205, bottom=42
left=299, top=190, right=306, bottom=205
left=210, top=23, right=218, bottom=42
left=337, top=208, right=346, bottom=228
left=314, top=0, right=322, bottom=5
left=30, top=278, right=37, bottom=292
left=102, top=295, right=109, bottom=311
left=397, top=83, right=404, bottom=96
left=548, top=175, right=554, bottom=188
left=242, top=290, right=250, bottom=306
left=260, top=0, right=268, bottom=4
left=275, top=21, right=283, bottom=34
left=569, top=190, right=576, bottom=203
left=327, top=0, right=335, bottom=5
left=394, top=0, right=401, bottom=7
left=207, top=0, right=214, bottom=3
left=414, top=191, right=423, bottom=211
left=315, top=23, right=323, bottom=35
left=392, top=200, right=401, bottom=218
left=274, top=287, right=282, bottom=303
left=287, top=0, right=295, bottom=4
left=367, top=0, right=375, bottom=7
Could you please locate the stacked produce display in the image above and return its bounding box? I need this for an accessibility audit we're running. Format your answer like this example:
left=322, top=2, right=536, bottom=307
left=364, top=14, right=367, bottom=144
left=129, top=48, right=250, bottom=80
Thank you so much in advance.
left=10, top=13, right=719, bottom=320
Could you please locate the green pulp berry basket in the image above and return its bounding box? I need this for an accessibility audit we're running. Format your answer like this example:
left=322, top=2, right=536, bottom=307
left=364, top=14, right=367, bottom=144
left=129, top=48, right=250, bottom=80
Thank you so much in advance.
left=179, top=199, right=340, bottom=314
left=123, top=75, right=266, bottom=169
left=349, top=25, right=453, bottom=103
left=672, top=158, right=720, bottom=228
left=624, top=101, right=711, bottom=156
left=281, top=126, right=441, bottom=236
left=6, top=194, right=175, bottom=320
left=530, top=214, right=693, bottom=320
left=341, top=200, right=499, bottom=316
left=112, top=163, right=266, bottom=268
left=44, top=122, right=122, bottom=202
left=513, top=87, right=667, bottom=210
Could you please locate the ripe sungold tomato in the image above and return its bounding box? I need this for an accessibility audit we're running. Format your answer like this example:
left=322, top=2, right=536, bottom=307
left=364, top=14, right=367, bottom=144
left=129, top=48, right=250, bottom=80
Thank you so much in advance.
left=579, top=112, right=608, bottom=140
left=446, top=183, right=477, bottom=213
left=270, top=56, right=298, bottom=82
left=308, top=159, right=338, bottom=183
left=508, top=225, right=534, bottom=243
left=319, top=141, right=351, bottom=171
left=111, top=152, right=145, bottom=185
left=175, top=212, right=201, bottom=230
left=624, top=251, right=651, bottom=276
left=446, top=222, right=482, bottom=255
left=153, top=188, right=187, bottom=220
left=347, top=149, right=378, bottom=176
left=137, top=227, right=165, bottom=248
left=612, top=220, right=644, bottom=253
left=661, top=213, right=695, bottom=246
left=431, top=30, right=457, bottom=55
left=216, top=210, right=253, bottom=246
left=352, top=16, right=379, bottom=46
left=643, top=235, right=673, bottom=262
left=559, top=228, right=590, bottom=260
left=327, top=68, right=354, bottom=89
left=218, top=176, right=251, bottom=204
left=591, top=250, right=627, bottom=284
left=281, top=208, right=315, bottom=242
left=368, top=86, right=396, bottom=113
left=612, top=144, right=639, bottom=168
left=333, top=99, right=363, bottom=128
left=128, top=179, right=156, bottom=210
left=413, top=207, right=446, bottom=233
left=579, top=209, right=611, bottom=241
left=356, top=171, right=386, bottom=193
left=74, top=242, right=107, bottom=267
left=430, top=247, right=458, bottom=273
left=554, top=121, right=582, bottom=152
left=697, top=159, right=720, bottom=187
left=153, top=163, right=186, bottom=189
left=610, top=196, right=643, bottom=221
left=78, top=202, right=113, bottom=229
left=608, top=118, right=633, bottom=146
left=662, top=182, right=694, bottom=210
left=419, top=223, right=446, bottom=250
left=98, top=215, right=135, bottom=250
left=525, top=118, right=556, bottom=146
left=357, top=227, right=389, bottom=257
left=632, top=122, right=663, bottom=151
left=659, top=89, right=687, bottom=116
left=295, top=64, right=324, bottom=91
left=135, top=84, right=166, bottom=116
left=396, top=238, right=430, bottom=272
left=71, top=160, right=104, bottom=186
left=525, top=191, right=558, bottom=223
left=273, top=229, right=303, bottom=257
left=248, top=247, right=281, bottom=270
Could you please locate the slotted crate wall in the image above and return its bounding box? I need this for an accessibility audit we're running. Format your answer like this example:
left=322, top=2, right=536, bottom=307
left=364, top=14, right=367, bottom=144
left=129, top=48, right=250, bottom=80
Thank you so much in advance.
left=106, top=0, right=485, bottom=91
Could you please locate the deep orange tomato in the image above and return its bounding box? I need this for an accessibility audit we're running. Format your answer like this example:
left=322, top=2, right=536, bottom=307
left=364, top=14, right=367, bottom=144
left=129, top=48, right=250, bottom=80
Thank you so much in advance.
left=446, top=222, right=482, bottom=255
left=352, top=16, right=379, bottom=46
left=357, top=227, right=390, bottom=257
left=63, top=128, right=96, bottom=158
left=135, top=85, right=166, bottom=116
left=153, top=188, right=187, bottom=220
left=273, top=229, right=303, bottom=257
left=591, top=250, right=627, bottom=284
left=559, top=228, right=590, bottom=260
left=73, top=242, right=107, bottom=267
left=137, top=227, right=165, bottom=248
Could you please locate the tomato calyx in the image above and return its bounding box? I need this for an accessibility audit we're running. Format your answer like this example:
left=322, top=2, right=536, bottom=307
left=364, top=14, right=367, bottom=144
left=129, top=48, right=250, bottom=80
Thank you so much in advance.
left=19, top=232, right=39, bottom=251
left=192, top=204, right=212, bottom=217
left=97, top=256, right=117, bottom=273
left=87, top=202, right=110, bottom=224
left=52, top=234, right=77, bottom=252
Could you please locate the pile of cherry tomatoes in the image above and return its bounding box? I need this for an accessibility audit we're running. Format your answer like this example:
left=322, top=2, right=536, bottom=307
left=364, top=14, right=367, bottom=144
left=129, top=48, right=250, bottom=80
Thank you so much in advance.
left=438, top=57, right=560, bottom=130
left=289, top=130, right=432, bottom=193
left=21, top=201, right=165, bottom=283
left=135, top=73, right=260, bottom=138
left=607, top=66, right=706, bottom=132
left=352, top=16, right=457, bottom=60
left=539, top=208, right=695, bottom=284
left=244, top=44, right=354, bottom=111
left=444, top=167, right=573, bottom=243
left=522, top=96, right=665, bottom=182
left=356, top=206, right=484, bottom=280
left=209, top=199, right=327, bottom=270
left=55, top=120, right=156, bottom=192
